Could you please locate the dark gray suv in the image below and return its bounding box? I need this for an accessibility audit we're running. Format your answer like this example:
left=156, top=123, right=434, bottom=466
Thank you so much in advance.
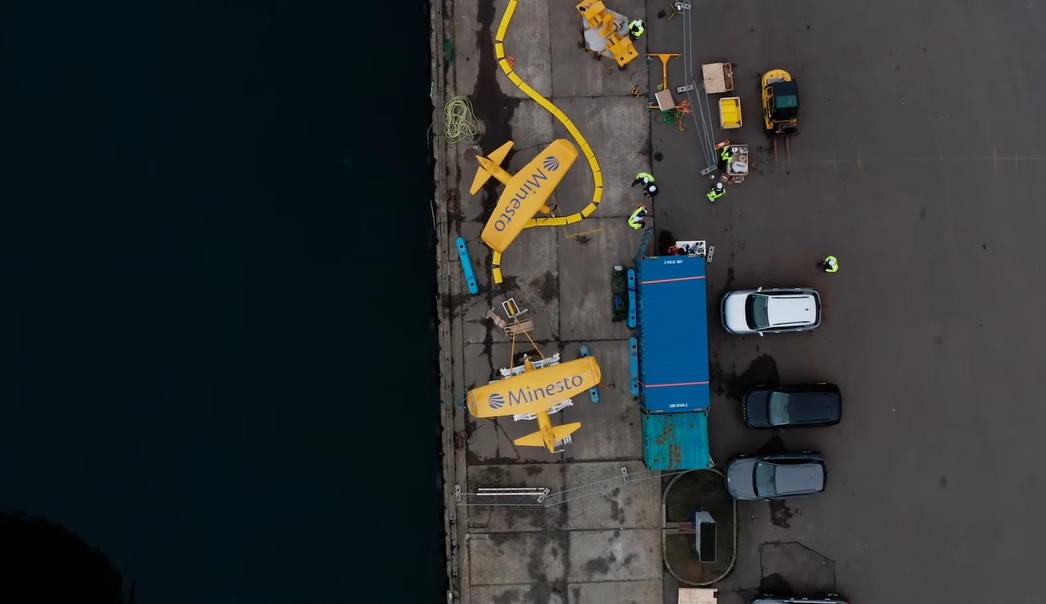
left=751, top=595, right=848, bottom=604
left=725, top=452, right=827, bottom=500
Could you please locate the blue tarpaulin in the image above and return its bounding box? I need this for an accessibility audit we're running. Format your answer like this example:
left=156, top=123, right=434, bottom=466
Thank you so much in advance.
left=641, top=411, right=712, bottom=470
left=635, top=255, right=711, bottom=413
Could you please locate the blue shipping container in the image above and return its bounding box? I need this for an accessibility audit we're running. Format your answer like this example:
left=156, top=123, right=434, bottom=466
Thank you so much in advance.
left=642, top=411, right=712, bottom=470
left=635, top=255, right=711, bottom=413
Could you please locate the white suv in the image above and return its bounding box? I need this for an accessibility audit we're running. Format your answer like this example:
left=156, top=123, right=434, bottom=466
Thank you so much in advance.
left=721, top=287, right=821, bottom=335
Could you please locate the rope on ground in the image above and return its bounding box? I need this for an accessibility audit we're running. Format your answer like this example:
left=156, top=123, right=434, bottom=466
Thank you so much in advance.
left=444, top=96, right=479, bottom=145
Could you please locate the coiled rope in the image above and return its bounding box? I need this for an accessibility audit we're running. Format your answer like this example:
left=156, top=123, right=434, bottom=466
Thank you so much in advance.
left=444, top=96, right=479, bottom=144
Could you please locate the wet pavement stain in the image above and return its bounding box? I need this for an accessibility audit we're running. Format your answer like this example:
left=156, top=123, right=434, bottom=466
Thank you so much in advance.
left=759, top=573, right=793, bottom=595
left=524, top=519, right=569, bottom=604
left=709, top=355, right=728, bottom=397
left=759, top=541, right=837, bottom=595
left=531, top=271, right=559, bottom=304
left=584, top=553, right=614, bottom=576
left=657, top=229, right=675, bottom=255
left=492, top=589, right=521, bottom=604
left=448, top=171, right=464, bottom=230
left=727, top=354, right=780, bottom=401
left=475, top=0, right=521, bottom=218
left=709, top=353, right=779, bottom=402
left=756, top=433, right=786, bottom=456
left=607, top=487, right=622, bottom=523
left=769, top=499, right=794, bottom=528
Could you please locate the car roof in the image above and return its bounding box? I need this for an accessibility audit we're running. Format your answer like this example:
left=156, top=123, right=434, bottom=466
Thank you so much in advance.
left=788, top=391, right=842, bottom=423
left=773, top=463, right=825, bottom=495
left=750, top=383, right=839, bottom=395
left=764, top=294, right=817, bottom=326
left=748, top=594, right=845, bottom=598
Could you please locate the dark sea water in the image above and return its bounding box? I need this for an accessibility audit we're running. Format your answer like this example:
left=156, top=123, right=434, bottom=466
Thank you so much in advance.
left=0, top=3, right=444, bottom=602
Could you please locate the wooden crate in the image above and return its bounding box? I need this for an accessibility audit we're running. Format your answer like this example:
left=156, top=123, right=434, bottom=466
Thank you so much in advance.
left=701, top=63, right=734, bottom=94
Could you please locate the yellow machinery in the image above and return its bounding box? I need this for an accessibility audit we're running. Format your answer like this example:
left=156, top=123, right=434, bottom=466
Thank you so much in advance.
left=645, top=53, right=689, bottom=131
left=649, top=53, right=680, bottom=91
left=760, top=69, right=800, bottom=135
left=576, top=0, right=639, bottom=68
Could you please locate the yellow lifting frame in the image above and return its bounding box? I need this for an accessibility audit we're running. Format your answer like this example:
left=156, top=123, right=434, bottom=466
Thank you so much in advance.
left=648, top=53, right=680, bottom=91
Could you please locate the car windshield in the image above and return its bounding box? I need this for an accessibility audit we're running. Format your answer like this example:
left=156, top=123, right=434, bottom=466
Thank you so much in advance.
left=745, top=295, right=770, bottom=330
left=768, top=392, right=790, bottom=426
left=753, top=462, right=776, bottom=498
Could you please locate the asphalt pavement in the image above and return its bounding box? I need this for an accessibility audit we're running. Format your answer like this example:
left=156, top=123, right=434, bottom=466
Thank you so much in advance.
left=649, top=1, right=1046, bottom=602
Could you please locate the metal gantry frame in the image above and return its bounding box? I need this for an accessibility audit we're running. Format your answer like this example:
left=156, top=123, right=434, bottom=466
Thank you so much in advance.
left=676, top=1, right=719, bottom=175
left=456, top=467, right=688, bottom=508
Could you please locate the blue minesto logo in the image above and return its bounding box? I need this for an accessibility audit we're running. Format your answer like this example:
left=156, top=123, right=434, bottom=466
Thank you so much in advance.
left=493, top=167, right=550, bottom=232
left=488, top=392, right=505, bottom=410
left=506, top=375, right=584, bottom=406
left=542, top=155, right=560, bottom=171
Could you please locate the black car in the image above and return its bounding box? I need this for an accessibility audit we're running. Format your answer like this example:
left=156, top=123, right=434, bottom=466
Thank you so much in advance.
left=742, top=383, right=841, bottom=429
left=750, top=595, right=849, bottom=604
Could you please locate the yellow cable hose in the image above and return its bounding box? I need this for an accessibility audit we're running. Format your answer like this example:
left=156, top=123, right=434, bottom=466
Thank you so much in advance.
left=521, top=327, right=545, bottom=360
left=509, top=326, right=516, bottom=369
left=491, top=250, right=504, bottom=284
left=494, top=0, right=602, bottom=229
left=444, top=96, right=480, bottom=144
left=507, top=328, right=545, bottom=374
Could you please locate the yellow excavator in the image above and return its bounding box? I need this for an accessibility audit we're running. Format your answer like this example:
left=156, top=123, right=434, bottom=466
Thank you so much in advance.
left=761, top=69, right=799, bottom=160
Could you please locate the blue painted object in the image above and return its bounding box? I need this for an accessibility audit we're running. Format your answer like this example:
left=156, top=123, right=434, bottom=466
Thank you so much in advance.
left=626, top=268, right=637, bottom=328
left=455, top=237, right=479, bottom=295
left=636, top=255, right=710, bottom=413
left=628, top=337, right=640, bottom=397
left=578, top=344, right=600, bottom=403
left=642, top=411, right=712, bottom=470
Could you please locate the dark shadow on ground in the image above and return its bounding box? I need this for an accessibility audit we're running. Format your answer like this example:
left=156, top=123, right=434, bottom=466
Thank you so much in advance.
left=0, top=508, right=126, bottom=603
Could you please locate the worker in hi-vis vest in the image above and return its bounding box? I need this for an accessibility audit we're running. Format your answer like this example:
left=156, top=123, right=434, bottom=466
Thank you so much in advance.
left=631, top=172, right=655, bottom=187
left=706, top=182, right=726, bottom=202
left=628, top=20, right=645, bottom=40
left=627, top=205, right=648, bottom=230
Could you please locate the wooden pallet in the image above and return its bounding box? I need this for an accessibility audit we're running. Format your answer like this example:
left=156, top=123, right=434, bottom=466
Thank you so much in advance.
left=701, top=62, right=734, bottom=94
left=505, top=320, right=535, bottom=336
left=487, top=310, right=535, bottom=337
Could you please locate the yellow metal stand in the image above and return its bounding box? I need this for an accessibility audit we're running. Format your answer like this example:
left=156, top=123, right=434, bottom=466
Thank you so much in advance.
left=648, top=53, right=680, bottom=90
left=576, top=0, right=639, bottom=68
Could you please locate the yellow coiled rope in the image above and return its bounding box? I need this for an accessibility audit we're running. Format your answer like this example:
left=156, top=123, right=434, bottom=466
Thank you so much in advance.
left=444, top=96, right=479, bottom=144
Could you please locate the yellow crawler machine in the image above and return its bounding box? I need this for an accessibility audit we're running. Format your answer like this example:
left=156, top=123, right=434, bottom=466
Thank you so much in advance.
left=761, top=69, right=799, bottom=160
left=760, top=69, right=800, bottom=135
